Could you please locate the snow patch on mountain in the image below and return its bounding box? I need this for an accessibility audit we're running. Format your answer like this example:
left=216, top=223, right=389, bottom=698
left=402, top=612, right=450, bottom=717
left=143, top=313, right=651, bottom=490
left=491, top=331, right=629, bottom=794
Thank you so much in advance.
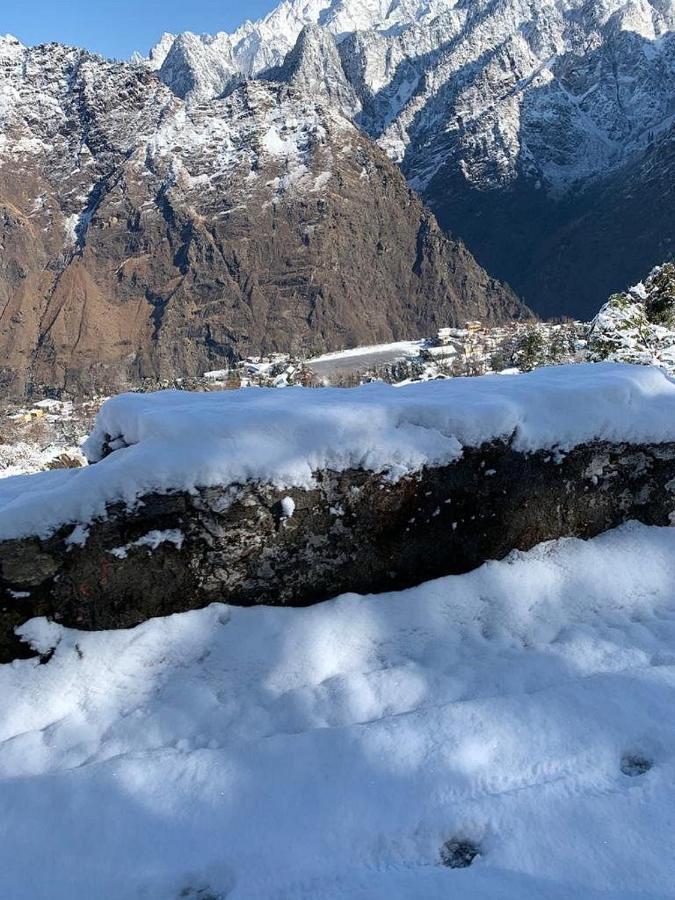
left=0, top=40, right=354, bottom=232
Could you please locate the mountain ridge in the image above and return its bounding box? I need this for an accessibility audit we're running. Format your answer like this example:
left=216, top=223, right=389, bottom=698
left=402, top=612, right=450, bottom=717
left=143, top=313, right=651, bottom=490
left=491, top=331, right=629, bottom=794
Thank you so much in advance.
left=140, top=0, right=675, bottom=317
left=0, top=37, right=526, bottom=398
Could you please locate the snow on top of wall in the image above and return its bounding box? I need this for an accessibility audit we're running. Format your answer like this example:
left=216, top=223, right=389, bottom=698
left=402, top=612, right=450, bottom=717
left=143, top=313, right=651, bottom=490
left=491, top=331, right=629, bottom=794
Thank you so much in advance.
left=1, top=364, right=675, bottom=541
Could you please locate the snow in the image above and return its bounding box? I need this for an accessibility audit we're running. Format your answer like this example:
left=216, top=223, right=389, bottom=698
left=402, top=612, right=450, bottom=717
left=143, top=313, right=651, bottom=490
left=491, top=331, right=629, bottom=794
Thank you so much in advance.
left=312, top=169, right=333, bottom=190
left=262, top=125, right=298, bottom=156
left=3, top=521, right=675, bottom=897
left=2, top=363, right=675, bottom=541
left=0, top=440, right=86, bottom=480
left=308, top=339, right=424, bottom=363
left=63, top=213, right=80, bottom=244
left=33, top=398, right=65, bottom=411
left=588, top=264, right=675, bottom=373
left=280, top=496, right=296, bottom=518
left=109, top=529, right=185, bottom=559
left=65, top=524, right=90, bottom=548
left=142, top=81, right=348, bottom=208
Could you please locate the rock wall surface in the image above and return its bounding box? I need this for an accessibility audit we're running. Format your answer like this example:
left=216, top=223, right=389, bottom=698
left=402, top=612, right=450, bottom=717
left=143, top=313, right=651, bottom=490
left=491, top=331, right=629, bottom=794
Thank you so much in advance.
left=2, top=439, right=675, bottom=661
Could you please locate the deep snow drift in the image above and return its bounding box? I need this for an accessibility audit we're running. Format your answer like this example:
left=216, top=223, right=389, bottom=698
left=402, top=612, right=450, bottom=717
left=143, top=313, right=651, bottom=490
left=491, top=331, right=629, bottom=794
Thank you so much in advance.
left=2, top=363, right=675, bottom=541
left=2, top=521, right=675, bottom=898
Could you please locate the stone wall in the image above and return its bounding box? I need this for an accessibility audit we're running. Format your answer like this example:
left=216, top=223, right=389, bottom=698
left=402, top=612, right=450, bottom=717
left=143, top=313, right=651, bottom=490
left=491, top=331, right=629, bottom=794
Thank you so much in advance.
left=2, top=439, right=675, bottom=661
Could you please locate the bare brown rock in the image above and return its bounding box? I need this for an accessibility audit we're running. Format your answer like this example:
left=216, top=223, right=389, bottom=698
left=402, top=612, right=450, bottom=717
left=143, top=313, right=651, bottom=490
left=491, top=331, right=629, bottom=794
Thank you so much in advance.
left=0, top=43, right=528, bottom=399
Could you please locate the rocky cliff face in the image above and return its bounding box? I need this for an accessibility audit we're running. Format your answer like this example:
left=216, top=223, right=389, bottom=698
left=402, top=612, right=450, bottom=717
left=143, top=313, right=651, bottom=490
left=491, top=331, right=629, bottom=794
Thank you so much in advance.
left=0, top=36, right=526, bottom=399
left=147, top=0, right=675, bottom=318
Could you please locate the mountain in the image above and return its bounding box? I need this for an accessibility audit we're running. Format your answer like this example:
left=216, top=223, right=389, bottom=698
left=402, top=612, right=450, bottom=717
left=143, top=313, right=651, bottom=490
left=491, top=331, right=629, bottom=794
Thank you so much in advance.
left=262, top=24, right=361, bottom=119
left=146, top=0, right=675, bottom=318
left=0, top=36, right=525, bottom=399
left=515, top=121, right=675, bottom=317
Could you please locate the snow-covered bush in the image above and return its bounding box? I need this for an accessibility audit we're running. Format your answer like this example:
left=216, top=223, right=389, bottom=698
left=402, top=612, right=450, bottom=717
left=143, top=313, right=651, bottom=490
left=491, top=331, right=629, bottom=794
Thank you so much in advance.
left=588, top=263, right=675, bottom=372
left=645, top=262, right=675, bottom=328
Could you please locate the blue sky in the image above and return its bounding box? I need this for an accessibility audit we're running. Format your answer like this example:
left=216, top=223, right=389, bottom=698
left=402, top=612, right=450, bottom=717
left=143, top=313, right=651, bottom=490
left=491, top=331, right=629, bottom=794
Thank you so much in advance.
left=3, top=0, right=279, bottom=60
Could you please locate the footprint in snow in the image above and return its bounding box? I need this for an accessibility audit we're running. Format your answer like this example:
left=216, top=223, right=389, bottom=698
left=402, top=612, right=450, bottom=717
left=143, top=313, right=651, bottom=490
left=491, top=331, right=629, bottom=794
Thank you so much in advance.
left=178, top=887, right=223, bottom=900
left=621, top=753, right=653, bottom=777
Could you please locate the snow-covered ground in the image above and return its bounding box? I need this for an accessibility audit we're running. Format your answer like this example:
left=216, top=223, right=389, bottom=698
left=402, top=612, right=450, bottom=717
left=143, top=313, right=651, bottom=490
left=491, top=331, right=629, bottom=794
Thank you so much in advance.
left=0, top=398, right=92, bottom=479
left=307, top=340, right=424, bottom=377
left=0, top=440, right=73, bottom=479
left=2, top=521, right=675, bottom=898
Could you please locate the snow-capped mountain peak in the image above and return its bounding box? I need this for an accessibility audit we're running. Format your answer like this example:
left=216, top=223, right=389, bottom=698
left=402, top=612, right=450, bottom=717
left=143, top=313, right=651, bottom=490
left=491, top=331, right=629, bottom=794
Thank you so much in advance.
left=146, top=0, right=675, bottom=190
left=145, top=0, right=458, bottom=95
left=134, top=0, right=675, bottom=319
left=263, top=24, right=362, bottom=117
left=145, top=31, right=176, bottom=70
left=0, top=34, right=26, bottom=63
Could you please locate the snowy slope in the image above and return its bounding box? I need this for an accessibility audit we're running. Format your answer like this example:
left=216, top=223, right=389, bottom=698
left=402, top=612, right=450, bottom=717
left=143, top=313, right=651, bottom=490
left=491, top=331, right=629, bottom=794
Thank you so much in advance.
left=0, top=40, right=353, bottom=233
left=150, top=0, right=449, bottom=93
left=147, top=0, right=675, bottom=193
left=3, top=521, right=675, bottom=898
left=589, top=263, right=675, bottom=369
left=2, top=363, right=675, bottom=540
left=143, top=0, right=675, bottom=317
